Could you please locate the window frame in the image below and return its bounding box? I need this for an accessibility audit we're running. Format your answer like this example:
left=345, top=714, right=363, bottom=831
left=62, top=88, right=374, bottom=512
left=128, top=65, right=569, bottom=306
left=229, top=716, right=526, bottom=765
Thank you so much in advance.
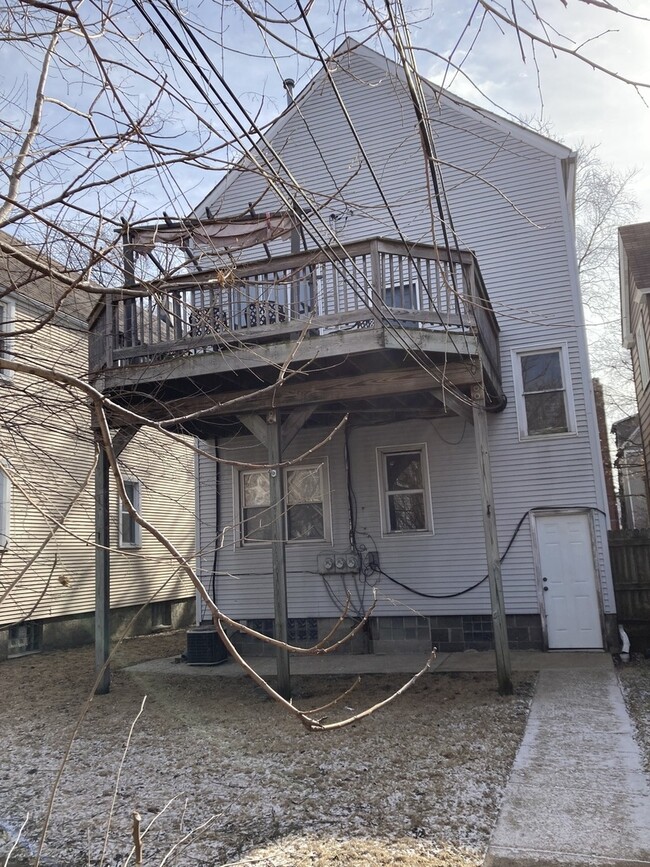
left=118, top=478, right=141, bottom=549
left=0, top=299, right=15, bottom=382
left=512, top=344, right=577, bottom=441
left=376, top=444, right=433, bottom=537
left=0, top=463, right=11, bottom=549
left=635, top=321, right=650, bottom=392
left=237, top=461, right=332, bottom=547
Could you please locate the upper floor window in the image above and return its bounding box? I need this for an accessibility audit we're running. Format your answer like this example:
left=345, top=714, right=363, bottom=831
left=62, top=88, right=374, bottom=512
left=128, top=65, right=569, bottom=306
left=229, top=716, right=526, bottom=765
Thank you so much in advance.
left=513, top=346, right=576, bottom=438
left=635, top=322, right=650, bottom=391
left=377, top=445, right=433, bottom=535
left=240, top=463, right=330, bottom=544
left=0, top=300, right=15, bottom=381
left=118, top=479, right=141, bottom=548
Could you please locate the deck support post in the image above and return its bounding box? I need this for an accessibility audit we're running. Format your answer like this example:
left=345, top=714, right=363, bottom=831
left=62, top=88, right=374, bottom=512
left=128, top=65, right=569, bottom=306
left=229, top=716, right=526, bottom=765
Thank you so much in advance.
left=472, top=390, right=513, bottom=696
left=267, top=410, right=291, bottom=698
left=94, top=437, right=111, bottom=695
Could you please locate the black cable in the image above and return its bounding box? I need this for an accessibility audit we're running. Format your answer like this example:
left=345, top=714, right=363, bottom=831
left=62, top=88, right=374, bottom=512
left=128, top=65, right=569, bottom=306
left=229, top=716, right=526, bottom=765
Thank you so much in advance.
left=137, top=0, right=481, bottom=404
left=372, top=505, right=608, bottom=599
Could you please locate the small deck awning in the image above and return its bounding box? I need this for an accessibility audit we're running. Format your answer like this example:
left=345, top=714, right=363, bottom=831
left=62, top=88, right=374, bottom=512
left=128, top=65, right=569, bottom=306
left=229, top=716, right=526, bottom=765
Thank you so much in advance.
left=128, top=213, right=293, bottom=256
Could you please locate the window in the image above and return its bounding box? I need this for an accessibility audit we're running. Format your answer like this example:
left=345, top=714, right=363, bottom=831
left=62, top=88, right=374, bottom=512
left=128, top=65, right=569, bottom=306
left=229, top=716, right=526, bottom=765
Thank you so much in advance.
left=8, top=622, right=42, bottom=658
left=635, top=322, right=650, bottom=391
left=0, top=300, right=15, bottom=380
left=513, top=346, right=576, bottom=438
left=118, top=479, right=141, bottom=548
left=0, top=465, right=10, bottom=549
left=378, top=446, right=432, bottom=535
left=239, top=463, right=329, bottom=544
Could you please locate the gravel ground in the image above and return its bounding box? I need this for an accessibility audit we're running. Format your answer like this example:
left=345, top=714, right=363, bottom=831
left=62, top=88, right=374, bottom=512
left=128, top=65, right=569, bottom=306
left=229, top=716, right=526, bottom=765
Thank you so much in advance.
left=618, top=655, right=650, bottom=776
left=0, top=633, right=537, bottom=867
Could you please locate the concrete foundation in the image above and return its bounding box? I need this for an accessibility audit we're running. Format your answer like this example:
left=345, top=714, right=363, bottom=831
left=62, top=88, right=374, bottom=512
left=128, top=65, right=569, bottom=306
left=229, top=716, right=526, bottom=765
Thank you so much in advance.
left=229, top=613, right=551, bottom=656
left=1, top=597, right=195, bottom=660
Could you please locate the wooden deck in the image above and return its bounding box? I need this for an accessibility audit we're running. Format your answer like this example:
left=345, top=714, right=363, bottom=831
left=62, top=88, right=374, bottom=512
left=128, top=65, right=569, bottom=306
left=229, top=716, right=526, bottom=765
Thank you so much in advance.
left=92, top=238, right=498, bottom=369
left=89, top=237, right=502, bottom=429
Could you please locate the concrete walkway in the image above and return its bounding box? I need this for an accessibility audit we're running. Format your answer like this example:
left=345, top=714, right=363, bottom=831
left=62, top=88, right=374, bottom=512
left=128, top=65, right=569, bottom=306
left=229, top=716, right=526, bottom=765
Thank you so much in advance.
left=485, top=656, right=650, bottom=867
left=126, top=648, right=612, bottom=677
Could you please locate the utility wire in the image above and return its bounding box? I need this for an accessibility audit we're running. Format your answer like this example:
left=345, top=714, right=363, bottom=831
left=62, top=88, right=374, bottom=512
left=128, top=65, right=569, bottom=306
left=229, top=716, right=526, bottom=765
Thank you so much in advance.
left=133, top=0, right=483, bottom=403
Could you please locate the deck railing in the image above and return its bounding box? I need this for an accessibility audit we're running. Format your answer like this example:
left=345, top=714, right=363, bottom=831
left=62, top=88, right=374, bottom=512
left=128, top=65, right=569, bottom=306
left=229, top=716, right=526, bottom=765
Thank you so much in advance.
left=89, top=237, right=500, bottom=377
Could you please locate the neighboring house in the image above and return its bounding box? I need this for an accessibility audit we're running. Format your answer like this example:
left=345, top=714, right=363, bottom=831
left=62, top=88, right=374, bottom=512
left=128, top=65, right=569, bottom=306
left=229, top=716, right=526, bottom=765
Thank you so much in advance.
left=89, top=39, right=616, bottom=662
left=0, top=232, right=196, bottom=659
left=619, top=222, right=650, bottom=514
left=612, top=415, right=649, bottom=530
left=593, top=378, right=620, bottom=530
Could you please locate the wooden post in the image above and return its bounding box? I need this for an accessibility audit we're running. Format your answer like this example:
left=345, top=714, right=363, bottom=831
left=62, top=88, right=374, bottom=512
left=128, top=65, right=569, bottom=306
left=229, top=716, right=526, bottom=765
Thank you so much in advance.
left=267, top=410, right=291, bottom=698
left=472, top=394, right=513, bottom=695
left=94, top=437, right=111, bottom=694
left=121, top=220, right=137, bottom=347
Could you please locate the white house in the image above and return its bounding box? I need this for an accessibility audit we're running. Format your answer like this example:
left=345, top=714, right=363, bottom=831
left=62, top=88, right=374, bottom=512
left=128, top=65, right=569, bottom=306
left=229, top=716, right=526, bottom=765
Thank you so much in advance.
left=0, top=232, right=196, bottom=659
left=89, top=39, right=616, bottom=667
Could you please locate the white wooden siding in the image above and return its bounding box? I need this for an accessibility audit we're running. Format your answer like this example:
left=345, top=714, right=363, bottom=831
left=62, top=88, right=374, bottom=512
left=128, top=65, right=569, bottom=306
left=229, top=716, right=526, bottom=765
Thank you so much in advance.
left=195, top=44, right=613, bottom=618
left=0, top=302, right=196, bottom=627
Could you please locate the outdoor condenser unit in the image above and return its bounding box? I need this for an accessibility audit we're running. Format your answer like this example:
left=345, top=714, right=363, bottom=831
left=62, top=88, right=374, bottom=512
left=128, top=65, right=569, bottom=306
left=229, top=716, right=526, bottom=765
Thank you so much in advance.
left=186, top=625, right=228, bottom=666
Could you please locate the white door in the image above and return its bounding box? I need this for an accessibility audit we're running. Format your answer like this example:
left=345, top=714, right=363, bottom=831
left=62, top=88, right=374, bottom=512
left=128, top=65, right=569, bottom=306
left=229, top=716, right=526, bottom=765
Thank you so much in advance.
left=535, top=512, right=603, bottom=649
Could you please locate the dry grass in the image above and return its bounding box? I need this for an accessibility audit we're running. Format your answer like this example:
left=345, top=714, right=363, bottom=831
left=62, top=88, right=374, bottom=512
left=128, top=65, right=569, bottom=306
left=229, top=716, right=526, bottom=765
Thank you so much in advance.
left=618, top=655, right=650, bottom=776
left=0, top=633, right=535, bottom=866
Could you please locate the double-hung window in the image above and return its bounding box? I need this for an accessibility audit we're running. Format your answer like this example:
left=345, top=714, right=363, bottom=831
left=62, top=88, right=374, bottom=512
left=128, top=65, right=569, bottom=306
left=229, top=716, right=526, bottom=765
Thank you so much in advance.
left=0, top=465, right=10, bottom=549
left=0, top=299, right=15, bottom=381
left=118, top=479, right=141, bottom=548
left=240, top=463, right=329, bottom=544
left=635, top=321, right=650, bottom=391
left=377, top=445, right=432, bottom=535
left=513, top=346, right=576, bottom=438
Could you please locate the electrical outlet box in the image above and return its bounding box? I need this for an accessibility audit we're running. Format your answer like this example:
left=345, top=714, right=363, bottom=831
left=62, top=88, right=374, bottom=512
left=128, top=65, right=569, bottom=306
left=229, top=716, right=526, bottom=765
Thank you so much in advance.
left=364, top=550, right=380, bottom=571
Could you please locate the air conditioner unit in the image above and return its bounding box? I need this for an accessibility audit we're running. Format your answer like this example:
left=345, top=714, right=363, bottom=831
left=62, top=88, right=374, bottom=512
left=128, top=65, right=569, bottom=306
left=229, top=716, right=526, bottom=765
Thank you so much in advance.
left=186, top=625, right=228, bottom=666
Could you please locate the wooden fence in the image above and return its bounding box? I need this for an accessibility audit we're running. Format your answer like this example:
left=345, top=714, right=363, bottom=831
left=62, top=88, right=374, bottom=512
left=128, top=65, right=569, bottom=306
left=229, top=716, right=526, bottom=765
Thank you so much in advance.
left=608, top=529, right=650, bottom=650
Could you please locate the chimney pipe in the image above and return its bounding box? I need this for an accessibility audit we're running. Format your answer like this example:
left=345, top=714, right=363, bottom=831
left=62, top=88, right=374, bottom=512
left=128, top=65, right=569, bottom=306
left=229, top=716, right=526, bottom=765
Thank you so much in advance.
left=283, top=78, right=295, bottom=107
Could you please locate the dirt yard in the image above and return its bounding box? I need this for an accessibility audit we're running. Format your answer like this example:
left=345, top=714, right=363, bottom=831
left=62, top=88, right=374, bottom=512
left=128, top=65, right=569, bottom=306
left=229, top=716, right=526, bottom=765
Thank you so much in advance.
left=619, top=655, right=650, bottom=776
left=0, top=633, right=537, bottom=867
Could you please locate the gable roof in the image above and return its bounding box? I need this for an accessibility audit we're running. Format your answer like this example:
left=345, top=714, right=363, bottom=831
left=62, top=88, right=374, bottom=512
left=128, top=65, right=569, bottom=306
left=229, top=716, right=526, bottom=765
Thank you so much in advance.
left=194, top=37, right=572, bottom=217
left=619, top=222, right=650, bottom=291
left=0, top=230, right=94, bottom=324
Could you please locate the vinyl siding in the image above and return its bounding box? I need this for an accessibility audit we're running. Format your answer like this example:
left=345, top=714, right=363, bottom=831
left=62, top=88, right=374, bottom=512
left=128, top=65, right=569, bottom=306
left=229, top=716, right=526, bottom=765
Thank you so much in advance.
left=195, top=45, right=613, bottom=618
left=0, top=300, right=195, bottom=628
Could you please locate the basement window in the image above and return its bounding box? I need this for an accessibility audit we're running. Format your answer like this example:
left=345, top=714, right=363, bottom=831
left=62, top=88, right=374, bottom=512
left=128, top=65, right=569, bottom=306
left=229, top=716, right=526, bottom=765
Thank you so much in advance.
left=8, top=622, right=43, bottom=658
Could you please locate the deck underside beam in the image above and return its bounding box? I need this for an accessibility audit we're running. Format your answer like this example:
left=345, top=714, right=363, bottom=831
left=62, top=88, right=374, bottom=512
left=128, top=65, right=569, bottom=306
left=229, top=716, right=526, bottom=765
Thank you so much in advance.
left=111, top=363, right=479, bottom=428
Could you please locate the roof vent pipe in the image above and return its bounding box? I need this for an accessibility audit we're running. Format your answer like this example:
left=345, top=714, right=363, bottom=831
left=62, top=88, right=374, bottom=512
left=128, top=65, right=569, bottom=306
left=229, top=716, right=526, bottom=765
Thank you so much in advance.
left=283, top=78, right=295, bottom=107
